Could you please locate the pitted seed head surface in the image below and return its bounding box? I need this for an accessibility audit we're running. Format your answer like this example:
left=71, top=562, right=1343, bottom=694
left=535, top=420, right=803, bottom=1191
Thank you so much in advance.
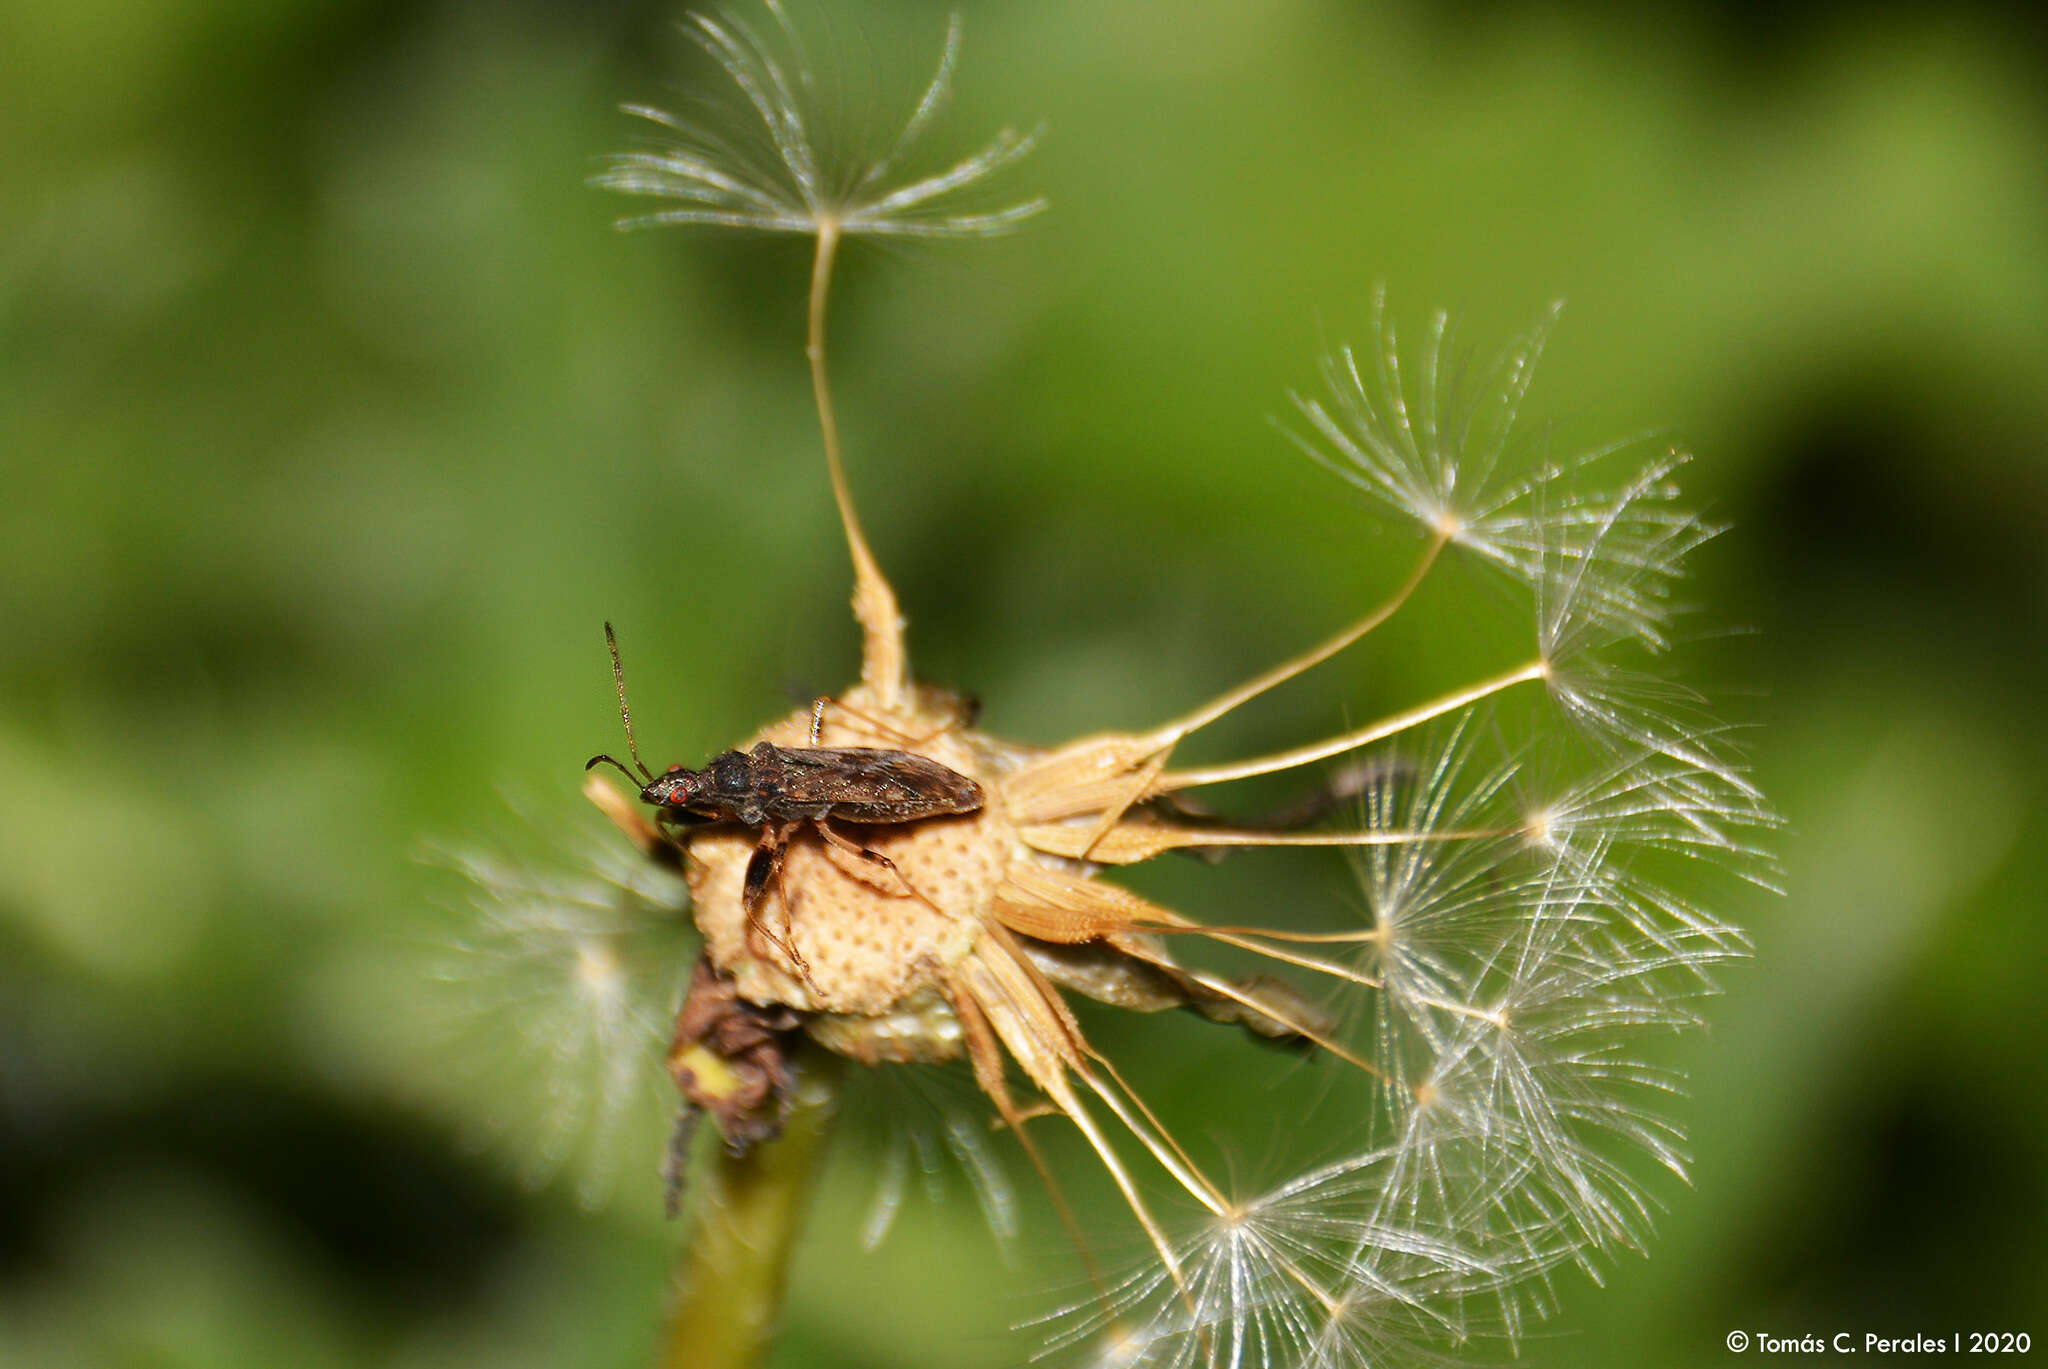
left=688, top=687, right=1019, bottom=1017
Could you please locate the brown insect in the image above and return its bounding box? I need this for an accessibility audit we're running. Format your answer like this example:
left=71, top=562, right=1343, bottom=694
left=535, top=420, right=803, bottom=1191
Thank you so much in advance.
left=585, top=624, right=985, bottom=974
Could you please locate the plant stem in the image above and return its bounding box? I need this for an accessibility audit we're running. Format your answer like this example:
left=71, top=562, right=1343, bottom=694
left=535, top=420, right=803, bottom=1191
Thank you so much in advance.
left=653, top=1052, right=844, bottom=1369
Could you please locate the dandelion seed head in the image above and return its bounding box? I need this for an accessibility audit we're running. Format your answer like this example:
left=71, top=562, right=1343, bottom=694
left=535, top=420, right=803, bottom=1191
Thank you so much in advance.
left=1376, top=843, right=1715, bottom=1261
left=1287, top=294, right=1721, bottom=662
left=552, top=75, right=1773, bottom=1339
left=843, top=1061, right=1020, bottom=1250
left=596, top=3, right=1044, bottom=241
left=431, top=823, right=692, bottom=1204
left=574, top=935, right=626, bottom=1000
left=1063, top=1145, right=1539, bottom=1368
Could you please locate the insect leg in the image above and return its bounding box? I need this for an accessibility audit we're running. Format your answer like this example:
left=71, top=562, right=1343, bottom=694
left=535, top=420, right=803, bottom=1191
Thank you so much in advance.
left=582, top=771, right=687, bottom=872
left=660, top=1104, right=702, bottom=1219
left=805, top=694, right=914, bottom=747
left=808, top=693, right=976, bottom=748
left=812, top=820, right=948, bottom=919
left=741, top=830, right=784, bottom=910
left=742, top=824, right=814, bottom=986
left=770, top=865, right=820, bottom=995
left=644, top=807, right=708, bottom=868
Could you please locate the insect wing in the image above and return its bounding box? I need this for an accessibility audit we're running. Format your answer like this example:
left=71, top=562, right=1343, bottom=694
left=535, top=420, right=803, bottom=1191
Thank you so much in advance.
left=775, top=746, right=984, bottom=822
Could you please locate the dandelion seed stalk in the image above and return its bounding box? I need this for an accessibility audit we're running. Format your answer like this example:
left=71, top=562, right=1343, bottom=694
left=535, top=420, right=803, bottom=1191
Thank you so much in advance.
left=1159, top=659, right=1551, bottom=790
left=1149, top=531, right=1448, bottom=748
left=657, top=1050, right=844, bottom=1369
left=805, top=220, right=906, bottom=707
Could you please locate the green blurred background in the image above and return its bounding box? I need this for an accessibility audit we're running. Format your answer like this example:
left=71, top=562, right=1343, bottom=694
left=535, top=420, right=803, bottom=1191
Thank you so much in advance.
left=4, top=0, right=2045, bottom=1364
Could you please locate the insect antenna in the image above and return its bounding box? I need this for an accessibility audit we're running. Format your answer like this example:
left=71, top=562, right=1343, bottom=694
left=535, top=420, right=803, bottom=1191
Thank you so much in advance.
left=584, top=752, right=646, bottom=785
left=597, top=620, right=656, bottom=783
